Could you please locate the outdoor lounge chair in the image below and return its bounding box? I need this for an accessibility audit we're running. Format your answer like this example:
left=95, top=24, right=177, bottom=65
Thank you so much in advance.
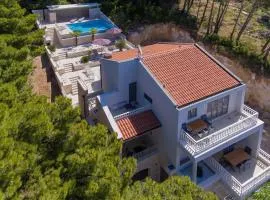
left=77, top=17, right=85, bottom=22
left=70, top=18, right=77, bottom=23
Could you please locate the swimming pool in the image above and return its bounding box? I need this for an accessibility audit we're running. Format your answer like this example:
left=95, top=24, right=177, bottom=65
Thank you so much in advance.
left=67, top=19, right=114, bottom=34
left=178, top=162, right=215, bottom=184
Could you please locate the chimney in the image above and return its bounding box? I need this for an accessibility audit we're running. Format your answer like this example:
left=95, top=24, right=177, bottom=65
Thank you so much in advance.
left=137, top=45, right=143, bottom=60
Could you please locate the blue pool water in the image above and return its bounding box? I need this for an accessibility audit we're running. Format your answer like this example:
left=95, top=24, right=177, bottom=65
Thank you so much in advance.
left=67, top=19, right=114, bottom=34
left=178, top=162, right=215, bottom=184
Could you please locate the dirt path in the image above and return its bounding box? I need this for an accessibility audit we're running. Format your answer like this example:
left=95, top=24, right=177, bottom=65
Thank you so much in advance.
left=30, top=54, right=61, bottom=102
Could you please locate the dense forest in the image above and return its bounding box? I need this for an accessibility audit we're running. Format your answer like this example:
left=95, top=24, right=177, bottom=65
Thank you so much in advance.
left=0, top=0, right=219, bottom=199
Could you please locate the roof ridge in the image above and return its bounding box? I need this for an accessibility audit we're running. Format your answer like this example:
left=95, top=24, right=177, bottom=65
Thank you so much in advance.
left=142, top=44, right=193, bottom=60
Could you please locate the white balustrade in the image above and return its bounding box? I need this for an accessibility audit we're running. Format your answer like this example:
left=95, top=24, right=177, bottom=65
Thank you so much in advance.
left=179, top=105, right=258, bottom=155
left=133, top=146, right=158, bottom=161
left=114, top=104, right=152, bottom=120
left=206, top=150, right=270, bottom=198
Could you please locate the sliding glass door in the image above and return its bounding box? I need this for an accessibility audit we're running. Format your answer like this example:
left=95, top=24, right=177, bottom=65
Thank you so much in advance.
left=207, top=95, right=229, bottom=119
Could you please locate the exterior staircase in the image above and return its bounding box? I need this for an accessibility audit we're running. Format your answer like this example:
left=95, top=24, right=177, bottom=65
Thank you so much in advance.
left=70, top=77, right=79, bottom=95
left=63, top=63, right=73, bottom=73
left=56, top=52, right=67, bottom=60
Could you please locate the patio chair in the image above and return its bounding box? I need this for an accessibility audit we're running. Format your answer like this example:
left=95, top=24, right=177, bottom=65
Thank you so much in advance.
left=244, top=159, right=252, bottom=169
left=201, top=114, right=212, bottom=126
left=70, top=18, right=78, bottom=23
left=223, top=145, right=234, bottom=154
left=77, top=17, right=85, bottom=22
left=244, top=146, right=252, bottom=155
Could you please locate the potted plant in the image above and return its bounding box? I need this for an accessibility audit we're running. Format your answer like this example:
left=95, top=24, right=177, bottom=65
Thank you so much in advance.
left=115, top=39, right=126, bottom=51
left=48, top=44, right=56, bottom=52
left=72, top=30, right=81, bottom=46
left=89, top=28, right=97, bottom=41
left=80, top=55, right=89, bottom=63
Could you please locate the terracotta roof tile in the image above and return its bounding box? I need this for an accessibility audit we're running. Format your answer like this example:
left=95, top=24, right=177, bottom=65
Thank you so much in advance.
left=110, top=43, right=179, bottom=61
left=141, top=44, right=241, bottom=106
left=116, top=110, right=161, bottom=140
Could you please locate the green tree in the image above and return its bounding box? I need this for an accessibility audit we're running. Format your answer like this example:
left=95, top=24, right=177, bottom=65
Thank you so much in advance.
left=251, top=181, right=270, bottom=200
left=115, top=39, right=126, bottom=51
left=72, top=30, right=81, bottom=46
left=90, top=28, right=97, bottom=41
left=123, top=176, right=218, bottom=200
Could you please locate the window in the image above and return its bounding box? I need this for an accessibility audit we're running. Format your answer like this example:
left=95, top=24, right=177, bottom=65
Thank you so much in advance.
left=144, top=93, right=152, bottom=104
left=188, top=108, right=197, bottom=119
left=207, top=95, right=229, bottom=119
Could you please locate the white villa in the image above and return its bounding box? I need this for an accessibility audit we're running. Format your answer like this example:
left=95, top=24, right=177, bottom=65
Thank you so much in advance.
left=33, top=4, right=133, bottom=106
left=80, top=43, right=270, bottom=200
left=34, top=3, right=270, bottom=200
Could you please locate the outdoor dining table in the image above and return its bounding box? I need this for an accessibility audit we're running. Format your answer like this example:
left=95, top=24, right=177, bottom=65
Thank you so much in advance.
left=186, top=119, right=208, bottom=135
left=224, top=148, right=250, bottom=167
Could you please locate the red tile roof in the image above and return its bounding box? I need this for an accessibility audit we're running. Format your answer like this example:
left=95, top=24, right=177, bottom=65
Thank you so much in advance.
left=116, top=110, right=161, bottom=140
left=141, top=44, right=241, bottom=106
left=110, top=43, right=179, bottom=61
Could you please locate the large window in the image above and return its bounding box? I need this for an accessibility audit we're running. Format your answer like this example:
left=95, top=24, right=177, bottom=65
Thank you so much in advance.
left=207, top=95, right=229, bottom=119
left=188, top=108, right=197, bottom=119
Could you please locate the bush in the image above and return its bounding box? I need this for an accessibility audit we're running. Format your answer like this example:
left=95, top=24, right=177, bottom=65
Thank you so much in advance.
left=115, top=39, right=126, bottom=51
left=47, top=44, right=55, bottom=52
left=80, top=56, right=89, bottom=63
left=203, top=34, right=270, bottom=75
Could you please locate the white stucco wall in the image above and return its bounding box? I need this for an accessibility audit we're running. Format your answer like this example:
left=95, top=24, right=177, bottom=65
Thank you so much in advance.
left=176, top=84, right=246, bottom=164
left=136, top=61, right=179, bottom=167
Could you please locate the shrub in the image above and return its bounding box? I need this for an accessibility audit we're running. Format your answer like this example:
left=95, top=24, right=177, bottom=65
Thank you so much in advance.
left=203, top=34, right=270, bottom=75
left=80, top=56, right=89, bottom=63
left=47, top=44, right=56, bottom=52
left=115, top=39, right=126, bottom=51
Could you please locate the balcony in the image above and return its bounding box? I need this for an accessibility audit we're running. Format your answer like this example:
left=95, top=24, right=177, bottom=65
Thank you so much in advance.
left=206, top=149, right=270, bottom=198
left=179, top=105, right=259, bottom=156
left=112, top=103, right=151, bottom=120
left=123, top=134, right=158, bottom=162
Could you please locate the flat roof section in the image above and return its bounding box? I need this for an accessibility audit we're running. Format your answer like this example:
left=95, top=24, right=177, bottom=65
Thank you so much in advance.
left=116, top=110, right=161, bottom=141
left=47, top=3, right=99, bottom=11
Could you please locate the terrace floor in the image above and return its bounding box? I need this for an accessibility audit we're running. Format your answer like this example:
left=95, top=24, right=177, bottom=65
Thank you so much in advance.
left=213, top=155, right=269, bottom=184
left=225, top=158, right=267, bottom=183
left=191, top=111, right=249, bottom=141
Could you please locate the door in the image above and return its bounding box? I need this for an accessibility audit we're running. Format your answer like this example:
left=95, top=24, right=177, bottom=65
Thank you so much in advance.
left=129, top=82, right=137, bottom=103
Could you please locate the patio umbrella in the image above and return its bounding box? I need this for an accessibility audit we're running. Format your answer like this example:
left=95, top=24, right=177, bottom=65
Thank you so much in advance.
left=106, top=27, right=122, bottom=34
left=92, top=38, right=111, bottom=46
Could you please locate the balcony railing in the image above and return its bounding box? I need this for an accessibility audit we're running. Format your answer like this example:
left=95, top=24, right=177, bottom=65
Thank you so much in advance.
left=179, top=105, right=259, bottom=155
left=133, top=146, right=158, bottom=162
left=206, top=149, right=270, bottom=198
left=114, top=104, right=152, bottom=120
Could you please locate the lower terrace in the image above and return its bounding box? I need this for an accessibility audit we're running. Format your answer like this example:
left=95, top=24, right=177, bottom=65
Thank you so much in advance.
left=207, top=148, right=270, bottom=198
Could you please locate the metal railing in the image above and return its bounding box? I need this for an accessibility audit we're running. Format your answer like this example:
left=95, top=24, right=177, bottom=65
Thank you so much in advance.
left=133, top=146, right=158, bottom=161
left=179, top=105, right=258, bottom=155
left=206, top=149, right=270, bottom=198
left=114, top=104, right=152, bottom=120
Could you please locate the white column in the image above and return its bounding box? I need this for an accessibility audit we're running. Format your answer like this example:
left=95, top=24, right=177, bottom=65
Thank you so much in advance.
left=192, top=161, right=197, bottom=183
